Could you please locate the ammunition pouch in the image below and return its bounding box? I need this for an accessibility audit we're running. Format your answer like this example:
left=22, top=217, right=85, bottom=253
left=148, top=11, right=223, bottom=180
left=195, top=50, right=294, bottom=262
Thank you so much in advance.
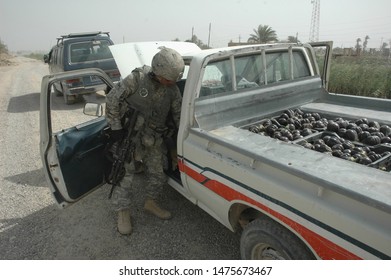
left=148, top=123, right=168, bottom=134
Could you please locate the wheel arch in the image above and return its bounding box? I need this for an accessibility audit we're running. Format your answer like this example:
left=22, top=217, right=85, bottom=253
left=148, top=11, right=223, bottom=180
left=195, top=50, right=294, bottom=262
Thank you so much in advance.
left=228, top=201, right=318, bottom=259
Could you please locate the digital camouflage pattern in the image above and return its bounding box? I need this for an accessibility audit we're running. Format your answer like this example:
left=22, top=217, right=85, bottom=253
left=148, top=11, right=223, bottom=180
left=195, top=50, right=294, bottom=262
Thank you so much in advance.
left=106, top=65, right=182, bottom=211
left=151, top=47, right=185, bottom=82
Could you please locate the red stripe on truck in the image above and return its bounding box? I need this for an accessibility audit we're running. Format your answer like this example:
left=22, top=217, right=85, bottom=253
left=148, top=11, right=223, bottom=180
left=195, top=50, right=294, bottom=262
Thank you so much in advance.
left=178, top=159, right=361, bottom=260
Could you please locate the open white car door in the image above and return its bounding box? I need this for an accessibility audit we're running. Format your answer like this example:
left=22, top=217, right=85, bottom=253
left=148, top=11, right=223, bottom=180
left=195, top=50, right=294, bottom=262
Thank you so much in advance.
left=40, top=42, right=200, bottom=208
left=308, top=41, right=333, bottom=91
left=40, top=68, right=114, bottom=208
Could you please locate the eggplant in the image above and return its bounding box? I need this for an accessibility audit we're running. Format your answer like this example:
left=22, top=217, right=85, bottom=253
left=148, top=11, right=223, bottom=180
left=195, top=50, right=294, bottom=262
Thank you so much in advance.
left=280, top=113, right=290, bottom=119
left=286, top=124, right=296, bottom=131
left=358, top=156, right=372, bottom=165
left=359, top=123, right=370, bottom=131
left=293, top=134, right=303, bottom=140
left=284, top=109, right=295, bottom=118
left=327, top=121, right=339, bottom=133
left=358, top=131, right=371, bottom=142
left=369, top=153, right=382, bottom=162
left=266, top=124, right=279, bottom=136
left=278, top=117, right=288, bottom=126
left=314, top=121, right=326, bottom=129
left=332, top=144, right=344, bottom=151
left=354, top=126, right=363, bottom=134
left=355, top=118, right=369, bottom=125
left=262, top=119, right=272, bottom=126
left=312, top=113, right=321, bottom=121
left=363, top=135, right=381, bottom=146
left=313, top=139, right=325, bottom=145
left=337, top=119, right=349, bottom=129
left=278, top=136, right=290, bottom=142
left=271, top=118, right=282, bottom=127
left=369, top=121, right=380, bottom=129
left=326, top=136, right=342, bottom=147
left=314, top=143, right=332, bottom=153
left=302, top=123, right=313, bottom=129
left=351, top=147, right=365, bottom=156
left=368, top=126, right=379, bottom=133
left=380, top=125, right=391, bottom=136
left=298, top=141, right=314, bottom=150
left=346, top=123, right=357, bottom=130
left=294, top=108, right=304, bottom=116
left=342, top=140, right=355, bottom=150
left=345, top=129, right=358, bottom=141
left=337, top=128, right=347, bottom=138
left=332, top=150, right=344, bottom=157
left=301, top=128, right=313, bottom=136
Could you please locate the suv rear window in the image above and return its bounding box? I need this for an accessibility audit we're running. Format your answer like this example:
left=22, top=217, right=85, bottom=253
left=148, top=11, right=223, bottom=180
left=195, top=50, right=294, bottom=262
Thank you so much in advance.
left=69, top=39, right=113, bottom=63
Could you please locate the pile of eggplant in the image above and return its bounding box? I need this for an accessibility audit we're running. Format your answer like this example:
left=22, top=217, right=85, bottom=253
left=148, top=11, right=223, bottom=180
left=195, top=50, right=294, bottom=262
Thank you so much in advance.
left=248, top=108, right=391, bottom=171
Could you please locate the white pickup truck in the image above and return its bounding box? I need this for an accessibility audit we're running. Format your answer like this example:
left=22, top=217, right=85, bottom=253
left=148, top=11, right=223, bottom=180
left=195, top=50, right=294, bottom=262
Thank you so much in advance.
left=40, top=41, right=391, bottom=260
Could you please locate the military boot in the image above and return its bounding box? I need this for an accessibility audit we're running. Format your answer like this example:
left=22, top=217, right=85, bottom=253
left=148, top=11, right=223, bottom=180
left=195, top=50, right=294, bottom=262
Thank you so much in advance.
left=144, top=198, right=172, bottom=220
left=117, top=209, right=132, bottom=235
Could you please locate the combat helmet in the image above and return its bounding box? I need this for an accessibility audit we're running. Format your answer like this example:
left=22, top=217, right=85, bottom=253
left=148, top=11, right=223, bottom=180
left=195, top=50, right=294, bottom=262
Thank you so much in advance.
left=151, top=47, right=185, bottom=82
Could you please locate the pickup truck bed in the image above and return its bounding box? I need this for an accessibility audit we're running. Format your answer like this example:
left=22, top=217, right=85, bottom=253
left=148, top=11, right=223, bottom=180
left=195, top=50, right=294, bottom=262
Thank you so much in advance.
left=188, top=66, right=391, bottom=259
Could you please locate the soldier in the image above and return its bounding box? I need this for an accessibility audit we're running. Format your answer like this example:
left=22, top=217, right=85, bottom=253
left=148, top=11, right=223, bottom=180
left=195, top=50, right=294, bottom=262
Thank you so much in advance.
left=105, top=47, right=185, bottom=235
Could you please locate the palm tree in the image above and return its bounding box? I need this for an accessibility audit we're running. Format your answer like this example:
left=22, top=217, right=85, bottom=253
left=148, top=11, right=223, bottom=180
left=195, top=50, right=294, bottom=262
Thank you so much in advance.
left=363, top=35, right=370, bottom=53
left=248, top=25, right=278, bottom=44
left=287, top=36, right=298, bottom=43
left=355, top=38, right=362, bottom=50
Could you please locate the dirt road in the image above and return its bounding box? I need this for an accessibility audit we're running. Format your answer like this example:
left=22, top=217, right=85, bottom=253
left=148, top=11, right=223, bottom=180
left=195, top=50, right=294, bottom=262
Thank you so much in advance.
left=0, top=57, right=240, bottom=260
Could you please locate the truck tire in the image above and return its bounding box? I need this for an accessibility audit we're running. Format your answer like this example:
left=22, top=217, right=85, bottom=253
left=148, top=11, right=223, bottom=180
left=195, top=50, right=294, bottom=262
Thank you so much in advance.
left=240, top=217, right=315, bottom=260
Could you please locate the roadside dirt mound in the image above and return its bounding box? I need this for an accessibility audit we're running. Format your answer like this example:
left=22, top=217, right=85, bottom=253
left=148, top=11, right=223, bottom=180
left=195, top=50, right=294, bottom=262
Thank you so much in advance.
left=0, top=53, right=16, bottom=66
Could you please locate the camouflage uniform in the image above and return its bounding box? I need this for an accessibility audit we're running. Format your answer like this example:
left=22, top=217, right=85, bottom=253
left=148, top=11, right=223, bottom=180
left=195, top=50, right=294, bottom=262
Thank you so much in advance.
left=106, top=65, right=182, bottom=211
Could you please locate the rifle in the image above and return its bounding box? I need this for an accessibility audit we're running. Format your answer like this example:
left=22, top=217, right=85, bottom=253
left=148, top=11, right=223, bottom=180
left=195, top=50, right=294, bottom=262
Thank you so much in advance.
left=106, top=107, right=139, bottom=198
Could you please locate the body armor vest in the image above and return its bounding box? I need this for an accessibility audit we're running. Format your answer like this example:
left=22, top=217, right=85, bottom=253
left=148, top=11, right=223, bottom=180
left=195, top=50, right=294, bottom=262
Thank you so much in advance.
left=126, top=66, right=174, bottom=132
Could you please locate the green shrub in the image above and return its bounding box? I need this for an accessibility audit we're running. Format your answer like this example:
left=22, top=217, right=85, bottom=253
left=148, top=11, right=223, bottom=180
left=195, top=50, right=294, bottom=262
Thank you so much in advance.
left=0, top=38, right=8, bottom=54
left=329, top=56, right=391, bottom=99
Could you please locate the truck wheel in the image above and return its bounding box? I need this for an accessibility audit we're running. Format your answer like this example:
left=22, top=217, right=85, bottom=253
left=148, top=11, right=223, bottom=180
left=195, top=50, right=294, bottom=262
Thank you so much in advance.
left=240, top=218, right=315, bottom=260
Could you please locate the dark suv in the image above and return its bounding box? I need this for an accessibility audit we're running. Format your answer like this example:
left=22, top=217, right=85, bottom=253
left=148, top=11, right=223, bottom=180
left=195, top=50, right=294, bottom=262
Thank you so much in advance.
left=44, top=31, right=120, bottom=104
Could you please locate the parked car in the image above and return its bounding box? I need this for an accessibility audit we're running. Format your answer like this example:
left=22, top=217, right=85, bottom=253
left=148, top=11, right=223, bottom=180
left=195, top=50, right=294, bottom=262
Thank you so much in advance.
left=44, top=31, right=120, bottom=104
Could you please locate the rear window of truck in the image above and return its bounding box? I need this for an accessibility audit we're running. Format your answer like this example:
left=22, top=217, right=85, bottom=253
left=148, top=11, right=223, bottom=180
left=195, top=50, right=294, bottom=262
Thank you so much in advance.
left=200, top=50, right=311, bottom=98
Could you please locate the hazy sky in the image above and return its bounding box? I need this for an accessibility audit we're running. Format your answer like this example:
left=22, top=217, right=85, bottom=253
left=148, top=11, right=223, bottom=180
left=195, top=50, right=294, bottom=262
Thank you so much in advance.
left=1, top=0, right=390, bottom=52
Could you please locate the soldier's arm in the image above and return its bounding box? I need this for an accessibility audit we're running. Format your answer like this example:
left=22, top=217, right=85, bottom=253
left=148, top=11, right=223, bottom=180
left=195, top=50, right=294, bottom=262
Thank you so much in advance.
left=170, top=87, right=182, bottom=129
left=105, top=73, right=139, bottom=130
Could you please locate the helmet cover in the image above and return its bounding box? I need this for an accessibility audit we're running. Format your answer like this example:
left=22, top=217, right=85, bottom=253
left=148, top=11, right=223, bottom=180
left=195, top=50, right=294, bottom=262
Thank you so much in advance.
left=151, top=47, right=185, bottom=81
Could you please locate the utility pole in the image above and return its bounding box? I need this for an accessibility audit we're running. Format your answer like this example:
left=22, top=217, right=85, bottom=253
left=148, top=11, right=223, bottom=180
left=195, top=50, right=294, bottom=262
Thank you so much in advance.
left=309, top=0, right=320, bottom=42
left=208, top=23, right=211, bottom=48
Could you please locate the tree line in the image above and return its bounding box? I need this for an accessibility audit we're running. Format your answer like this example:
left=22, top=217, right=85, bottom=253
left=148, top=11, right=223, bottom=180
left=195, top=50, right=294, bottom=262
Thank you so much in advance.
left=176, top=24, right=296, bottom=49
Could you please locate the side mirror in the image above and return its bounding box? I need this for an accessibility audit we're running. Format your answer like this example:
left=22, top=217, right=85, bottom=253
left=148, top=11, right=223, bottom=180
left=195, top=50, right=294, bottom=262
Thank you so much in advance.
left=43, top=54, right=49, bottom=63
left=83, top=103, right=103, bottom=117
